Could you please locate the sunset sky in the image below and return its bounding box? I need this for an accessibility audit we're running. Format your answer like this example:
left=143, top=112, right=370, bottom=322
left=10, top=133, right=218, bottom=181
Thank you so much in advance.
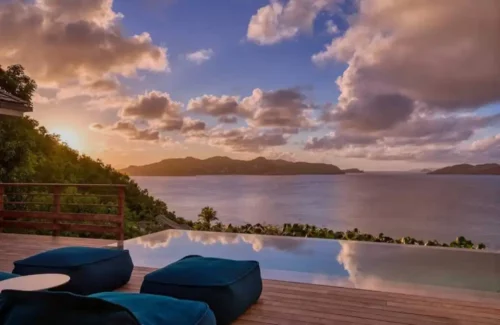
left=1, top=0, right=499, bottom=170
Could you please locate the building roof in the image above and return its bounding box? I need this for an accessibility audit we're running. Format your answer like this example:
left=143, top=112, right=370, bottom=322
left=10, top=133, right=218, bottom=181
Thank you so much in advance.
left=0, top=88, right=32, bottom=112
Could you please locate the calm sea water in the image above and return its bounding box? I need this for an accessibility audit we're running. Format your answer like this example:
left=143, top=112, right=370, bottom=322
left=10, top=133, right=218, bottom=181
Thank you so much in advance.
left=132, top=173, right=500, bottom=249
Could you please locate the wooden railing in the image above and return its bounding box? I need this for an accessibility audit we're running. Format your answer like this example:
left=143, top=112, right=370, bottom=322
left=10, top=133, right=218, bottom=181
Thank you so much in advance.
left=0, top=183, right=126, bottom=245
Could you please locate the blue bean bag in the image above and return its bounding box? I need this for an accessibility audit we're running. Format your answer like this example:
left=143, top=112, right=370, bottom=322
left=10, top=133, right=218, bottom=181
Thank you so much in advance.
left=141, top=255, right=262, bottom=325
left=0, top=272, right=18, bottom=281
left=0, top=290, right=215, bottom=325
left=12, top=247, right=133, bottom=295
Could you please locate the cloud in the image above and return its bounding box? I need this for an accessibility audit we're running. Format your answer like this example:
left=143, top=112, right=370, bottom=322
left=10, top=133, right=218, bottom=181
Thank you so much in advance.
left=314, top=0, right=500, bottom=114
left=324, top=94, right=415, bottom=131
left=218, top=116, right=238, bottom=124
left=90, top=89, right=206, bottom=141
left=340, top=146, right=458, bottom=162
left=264, top=149, right=297, bottom=162
left=37, top=0, right=122, bottom=27
left=248, top=88, right=316, bottom=129
left=308, top=134, right=500, bottom=163
left=305, top=132, right=378, bottom=151
left=90, top=120, right=163, bottom=142
left=382, top=113, right=500, bottom=146
left=470, top=134, right=500, bottom=160
left=121, top=91, right=182, bottom=120
left=306, top=113, right=500, bottom=161
left=188, top=88, right=316, bottom=130
left=33, top=92, right=56, bottom=105
left=180, top=117, right=206, bottom=134
left=186, top=49, right=214, bottom=65
left=471, top=134, right=500, bottom=152
left=207, top=127, right=288, bottom=152
left=0, top=0, right=168, bottom=87
left=89, top=123, right=104, bottom=131
left=158, top=118, right=184, bottom=132
left=93, top=87, right=317, bottom=153
left=247, top=0, right=340, bottom=45
left=325, top=19, right=339, bottom=34
left=306, top=0, right=500, bottom=162
left=86, top=95, right=132, bottom=111
left=136, top=229, right=184, bottom=249
left=185, top=231, right=303, bottom=252
left=86, top=78, right=122, bottom=93
left=41, top=0, right=500, bottom=165
left=336, top=241, right=500, bottom=300
left=110, top=121, right=161, bottom=141
left=188, top=95, right=245, bottom=117
left=91, top=87, right=313, bottom=153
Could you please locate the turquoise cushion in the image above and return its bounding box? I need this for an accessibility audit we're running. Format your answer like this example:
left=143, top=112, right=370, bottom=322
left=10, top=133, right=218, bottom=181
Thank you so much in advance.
left=13, top=247, right=133, bottom=295
left=0, top=272, right=18, bottom=281
left=141, top=255, right=262, bottom=325
left=93, top=292, right=216, bottom=325
left=0, top=290, right=216, bottom=325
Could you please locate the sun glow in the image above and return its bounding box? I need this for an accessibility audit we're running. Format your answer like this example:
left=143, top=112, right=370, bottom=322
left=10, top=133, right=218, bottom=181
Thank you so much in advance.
left=52, top=128, right=84, bottom=152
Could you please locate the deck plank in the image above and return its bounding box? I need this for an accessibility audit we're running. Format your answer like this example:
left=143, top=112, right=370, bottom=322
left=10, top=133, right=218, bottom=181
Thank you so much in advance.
left=1, top=233, right=500, bottom=325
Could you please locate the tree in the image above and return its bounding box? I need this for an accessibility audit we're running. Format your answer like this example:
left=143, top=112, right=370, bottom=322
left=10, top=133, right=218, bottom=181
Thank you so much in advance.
left=0, top=64, right=39, bottom=180
left=0, top=64, right=37, bottom=108
left=198, top=207, right=218, bottom=226
left=0, top=64, right=186, bottom=237
left=0, top=117, right=48, bottom=182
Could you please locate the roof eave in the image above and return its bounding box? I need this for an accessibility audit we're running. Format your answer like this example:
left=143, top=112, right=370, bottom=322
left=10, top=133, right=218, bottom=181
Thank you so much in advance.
left=0, top=101, right=32, bottom=112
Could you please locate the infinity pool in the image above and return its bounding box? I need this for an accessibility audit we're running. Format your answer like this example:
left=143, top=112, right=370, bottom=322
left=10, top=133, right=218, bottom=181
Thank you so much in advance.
left=118, top=230, right=500, bottom=302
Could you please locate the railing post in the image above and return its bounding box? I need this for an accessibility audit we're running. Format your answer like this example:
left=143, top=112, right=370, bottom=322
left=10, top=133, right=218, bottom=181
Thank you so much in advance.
left=0, top=184, right=4, bottom=233
left=52, top=185, right=62, bottom=236
left=117, top=186, right=125, bottom=249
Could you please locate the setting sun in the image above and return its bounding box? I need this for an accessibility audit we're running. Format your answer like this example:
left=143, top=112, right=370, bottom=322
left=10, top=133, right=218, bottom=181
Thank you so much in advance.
left=52, top=128, right=84, bottom=152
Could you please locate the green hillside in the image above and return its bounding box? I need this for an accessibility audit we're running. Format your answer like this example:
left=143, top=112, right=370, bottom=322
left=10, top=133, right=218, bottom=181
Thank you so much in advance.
left=0, top=116, right=186, bottom=238
left=0, top=65, right=184, bottom=238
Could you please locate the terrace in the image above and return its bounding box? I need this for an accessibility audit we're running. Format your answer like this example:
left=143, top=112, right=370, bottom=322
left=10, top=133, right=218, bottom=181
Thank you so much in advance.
left=1, top=184, right=500, bottom=324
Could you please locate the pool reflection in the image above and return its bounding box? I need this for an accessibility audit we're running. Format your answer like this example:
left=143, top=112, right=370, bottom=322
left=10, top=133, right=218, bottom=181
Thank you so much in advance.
left=122, top=230, right=500, bottom=303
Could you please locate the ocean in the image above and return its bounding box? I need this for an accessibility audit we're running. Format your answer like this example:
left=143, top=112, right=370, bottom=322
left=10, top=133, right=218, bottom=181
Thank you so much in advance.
left=132, top=173, right=500, bottom=249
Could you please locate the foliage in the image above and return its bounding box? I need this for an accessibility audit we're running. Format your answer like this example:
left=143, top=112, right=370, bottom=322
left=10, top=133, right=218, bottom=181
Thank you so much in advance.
left=0, top=116, right=187, bottom=238
left=198, top=206, right=218, bottom=226
left=0, top=64, right=37, bottom=108
left=0, top=64, right=187, bottom=239
left=192, top=208, right=487, bottom=250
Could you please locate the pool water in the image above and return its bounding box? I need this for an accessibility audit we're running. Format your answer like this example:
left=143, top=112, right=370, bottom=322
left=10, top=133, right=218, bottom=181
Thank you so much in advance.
left=118, top=230, right=500, bottom=303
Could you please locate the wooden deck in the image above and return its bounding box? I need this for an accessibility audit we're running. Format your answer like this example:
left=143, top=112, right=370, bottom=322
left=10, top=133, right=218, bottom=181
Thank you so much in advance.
left=2, top=234, right=500, bottom=325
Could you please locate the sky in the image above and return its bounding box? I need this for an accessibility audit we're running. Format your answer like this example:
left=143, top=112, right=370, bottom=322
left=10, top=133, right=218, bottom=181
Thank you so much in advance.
left=1, top=0, right=499, bottom=171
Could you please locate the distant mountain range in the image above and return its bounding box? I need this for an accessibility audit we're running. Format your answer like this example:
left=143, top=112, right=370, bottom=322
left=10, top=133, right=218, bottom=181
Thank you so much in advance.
left=430, top=164, right=500, bottom=175
left=121, top=156, right=348, bottom=176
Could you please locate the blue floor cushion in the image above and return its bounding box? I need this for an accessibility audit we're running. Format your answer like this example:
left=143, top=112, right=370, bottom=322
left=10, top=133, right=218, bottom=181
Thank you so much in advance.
left=0, top=290, right=215, bottom=325
left=141, top=255, right=262, bottom=325
left=12, top=247, right=133, bottom=295
left=0, top=272, right=18, bottom=282
left=93, top=292, right=216, bottom=325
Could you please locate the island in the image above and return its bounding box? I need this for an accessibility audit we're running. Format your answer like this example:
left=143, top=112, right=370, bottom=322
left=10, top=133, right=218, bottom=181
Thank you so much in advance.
left=120, top=156, right=345, bottom=176
left=429, top=163, right=500, bottom=175
left=342, top=168, right=364, bottom=174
